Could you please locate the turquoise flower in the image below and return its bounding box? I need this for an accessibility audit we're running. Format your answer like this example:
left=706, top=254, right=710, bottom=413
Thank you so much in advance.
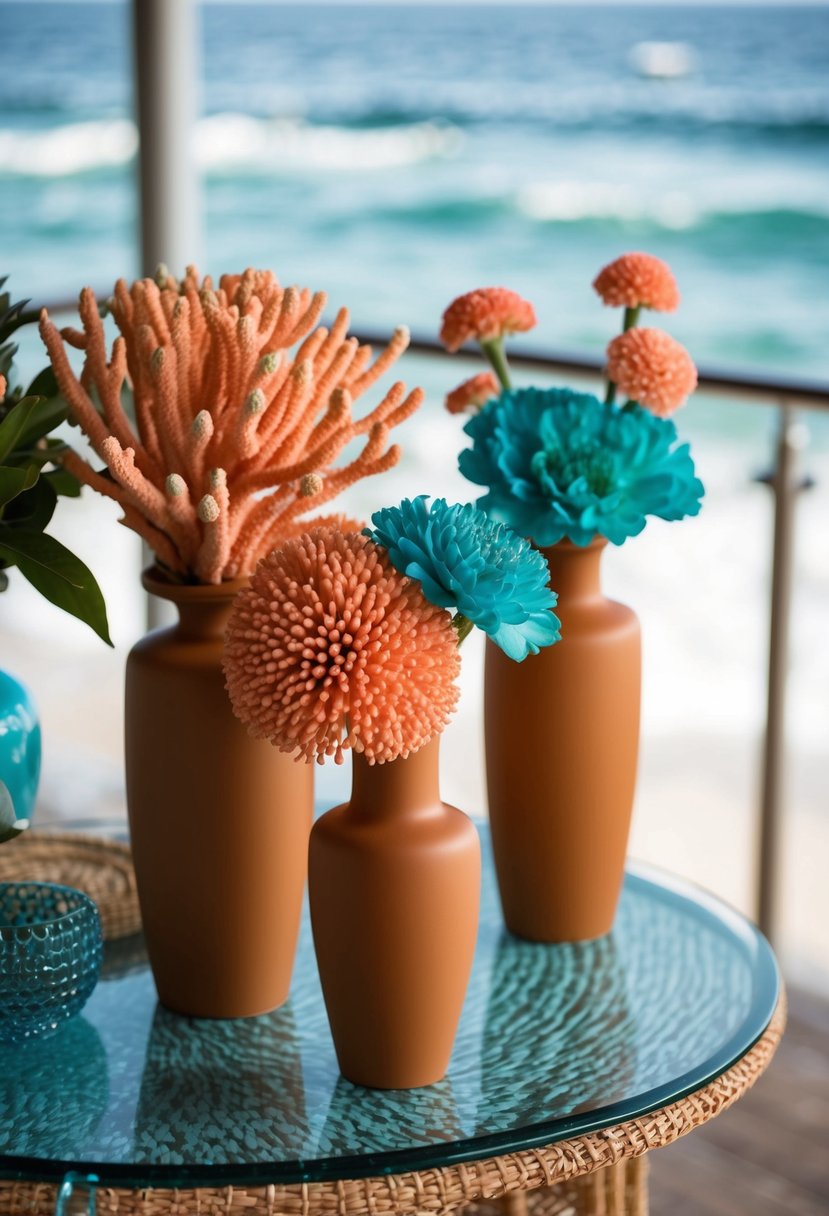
left=365, top=497, right=561, bottom=662
left=460, top=386, right=704, bottom=547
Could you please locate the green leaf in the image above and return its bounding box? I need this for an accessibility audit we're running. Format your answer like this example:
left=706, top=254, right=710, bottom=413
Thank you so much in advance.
left=0, top=396, right=43, bottom=462
left=0, top=529, right=112, bottom=645
left=44, top=467, right=82, bottom=498
left=4, top=476, right=57, bottom=531
left=25, top=366, right=59, bottom=400
left=0, top=779, right=29, bottom=844
left=0, top=341, right=18, bottom=378
left=0, top=463, right=39, bottom=507
left=16, top=394, right=69, bottom=448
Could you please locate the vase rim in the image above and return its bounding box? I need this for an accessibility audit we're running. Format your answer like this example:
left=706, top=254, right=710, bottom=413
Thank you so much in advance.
left=141, top=566, right=249, bottom=604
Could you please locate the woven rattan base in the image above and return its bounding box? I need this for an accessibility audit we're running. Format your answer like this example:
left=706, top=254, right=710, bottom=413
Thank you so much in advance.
left=0, top=831, right=139, bottom=940
left=0, top=993, right=784, bottom=1216
left=463, top=1156, right=648, bottom=1216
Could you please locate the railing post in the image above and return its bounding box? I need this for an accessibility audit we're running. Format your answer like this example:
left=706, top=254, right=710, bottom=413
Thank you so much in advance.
left=757, top=402, right=810, bottom=941
left=132, top=0, right=202, bottom=631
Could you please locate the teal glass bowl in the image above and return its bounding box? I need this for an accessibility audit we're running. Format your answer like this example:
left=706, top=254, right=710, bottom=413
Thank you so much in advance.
left=0, top=882, right=103, bottom=1044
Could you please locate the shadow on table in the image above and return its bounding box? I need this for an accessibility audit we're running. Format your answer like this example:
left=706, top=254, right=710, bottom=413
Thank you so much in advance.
left=133, top=1001, right=308, bottom=1164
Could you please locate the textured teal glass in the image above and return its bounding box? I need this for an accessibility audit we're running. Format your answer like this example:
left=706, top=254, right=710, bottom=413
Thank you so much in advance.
left=0, top=669, right=41, bottom=823
left=0, top=832, right=778, bottom=1188
left=0, top=882, right=103, bottom=1043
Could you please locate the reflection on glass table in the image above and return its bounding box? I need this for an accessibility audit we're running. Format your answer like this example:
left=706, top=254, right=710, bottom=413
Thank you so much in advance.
left=0, top=828, right=779, bottom=1194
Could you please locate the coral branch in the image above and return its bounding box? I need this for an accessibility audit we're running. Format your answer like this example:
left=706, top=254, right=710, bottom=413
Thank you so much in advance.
left=40, top=268, right=421, bottom=583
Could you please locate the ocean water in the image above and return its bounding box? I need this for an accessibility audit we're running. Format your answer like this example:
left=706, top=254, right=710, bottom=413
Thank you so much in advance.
left=0, top=1, right=828, bottom=385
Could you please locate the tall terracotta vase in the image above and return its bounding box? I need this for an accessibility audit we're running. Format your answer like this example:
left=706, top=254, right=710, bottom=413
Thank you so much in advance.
left=125, top=568, right=314, bottom=1018
left=309, top=739, right=480, bottom=1089
left=485, top=539, right=640, bottom=942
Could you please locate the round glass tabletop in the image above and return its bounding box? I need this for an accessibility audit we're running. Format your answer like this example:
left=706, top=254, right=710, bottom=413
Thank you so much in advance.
left=0, top=827, right=779, bottom=1189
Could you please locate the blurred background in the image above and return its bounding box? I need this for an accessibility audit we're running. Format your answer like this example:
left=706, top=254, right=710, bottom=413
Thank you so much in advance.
left=0, top=0, right=827, bottom=996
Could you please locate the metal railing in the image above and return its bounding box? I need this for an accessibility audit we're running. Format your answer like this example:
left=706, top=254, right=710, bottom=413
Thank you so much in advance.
left=32, top=305, right=829, bottom=943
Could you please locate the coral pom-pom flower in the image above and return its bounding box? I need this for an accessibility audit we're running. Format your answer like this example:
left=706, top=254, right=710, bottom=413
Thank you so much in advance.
left=445, top=371, right=500, bottom=416
left=223, top=528, right=460, bottom=766
left=366, top=496, right=561, bottom=662
left=593, top=252, right=680, bottom=313
left=606, top=327, right=698, bottom=417
left=440, top=288, right=536, bottom=353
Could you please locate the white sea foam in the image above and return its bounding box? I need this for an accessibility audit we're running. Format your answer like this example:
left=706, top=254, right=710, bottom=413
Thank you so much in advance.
left=197, top=113, right=462, bottom=172
left=0, top=114, right=462, bottom=178
left=516, top=178, right=829, bottom=227
left=0, top=120, right=137, bottom=177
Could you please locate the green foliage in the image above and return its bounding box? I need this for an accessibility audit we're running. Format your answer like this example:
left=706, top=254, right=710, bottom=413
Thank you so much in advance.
left=0, top=279, right=112, bottom=645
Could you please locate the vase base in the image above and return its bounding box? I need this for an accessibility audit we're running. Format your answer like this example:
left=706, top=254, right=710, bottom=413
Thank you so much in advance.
left=155, top=984, right=289, bottom=1021
left=502, top=917, right=615, bottom=945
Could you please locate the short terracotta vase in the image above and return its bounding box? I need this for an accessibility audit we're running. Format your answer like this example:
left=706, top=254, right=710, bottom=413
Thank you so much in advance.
left=125, top=568, right=314, bottom=1018
left=485, top=538, right=640, bottom=942
left=309, top=738, right=480, bottom=1089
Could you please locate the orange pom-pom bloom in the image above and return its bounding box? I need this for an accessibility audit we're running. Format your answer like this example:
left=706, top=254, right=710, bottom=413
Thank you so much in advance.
left=0, top=375, right=6, bottom=401
left=445, top=371, right=500, bottom=416
left=440, top=288, right=537, bottom=353
left=606, top=328, right=698, bottom=417
left=223, top=529, right=460, bottom=766
left=593, top=252, right=680, bottom=312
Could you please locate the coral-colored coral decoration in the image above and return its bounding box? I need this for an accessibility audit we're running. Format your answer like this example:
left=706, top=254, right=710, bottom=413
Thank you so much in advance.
left=439, top=288, right=537, bottom=353
left=593, top=252, right=680, bottom=312
left=223, top=528, right=460, bottom=765
left=445, top=371, right=500, bottom=416
left=606, top=327, right=698, bottom=416
left=39, top=268, right=423, bottom=584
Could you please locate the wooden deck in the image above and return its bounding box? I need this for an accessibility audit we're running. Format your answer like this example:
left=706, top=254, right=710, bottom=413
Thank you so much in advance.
left=648, top=987, right=829, bottom=1215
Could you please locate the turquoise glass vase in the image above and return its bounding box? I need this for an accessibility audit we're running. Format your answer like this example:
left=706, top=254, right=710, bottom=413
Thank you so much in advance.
left=0, top=669, right=41, bottom=823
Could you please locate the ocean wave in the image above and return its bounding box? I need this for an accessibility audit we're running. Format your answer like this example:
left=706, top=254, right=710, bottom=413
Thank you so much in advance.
left=304, top=83, right=829, bottom=138
left=516, top=181, right=829, bottom=230
left=0, top=114, right=463, bottom=179
left=197, top=112, right=462, bottom=171
left=0, top=120, right=138, bottom=177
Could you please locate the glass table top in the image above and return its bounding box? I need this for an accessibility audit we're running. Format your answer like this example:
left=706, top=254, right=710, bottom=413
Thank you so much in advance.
left=0, top=827, right=779, bottom=1189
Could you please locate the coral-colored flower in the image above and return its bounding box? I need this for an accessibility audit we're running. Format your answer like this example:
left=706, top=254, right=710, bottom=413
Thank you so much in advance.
left=593, top=253, right=680, bottom=312
left=271, top=512, right=364, bottom=542
left=0, top=375, right=6, bottom=401
left=440, top=288, right=536, bottom=353
left=223, top=528, right=460, bottom=765
left=445, top=371, right=500, bottom=416
left=606, top=328, right=697, bottom=416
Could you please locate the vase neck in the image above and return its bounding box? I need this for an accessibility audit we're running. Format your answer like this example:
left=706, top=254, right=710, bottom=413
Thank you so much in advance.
left=541, top=540, right=606, bottom=604
left=172, top=597, right=236, bottom=641
left=141, top=570, right=246, bottom=642
left=349, top=737, right=442, bottom=820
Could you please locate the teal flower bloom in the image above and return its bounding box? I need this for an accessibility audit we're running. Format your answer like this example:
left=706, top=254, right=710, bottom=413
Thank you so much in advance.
left=460, top=386, right=704, bottom=547
left=366, top=497, right=561, bottom=662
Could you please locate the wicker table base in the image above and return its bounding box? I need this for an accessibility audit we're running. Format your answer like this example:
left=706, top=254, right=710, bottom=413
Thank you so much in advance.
left=0, top=992, right=785, bottom=1216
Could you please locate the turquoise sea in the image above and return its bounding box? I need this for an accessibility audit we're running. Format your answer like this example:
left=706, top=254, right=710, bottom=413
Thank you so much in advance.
left=0, top=1, right=828, bottom=385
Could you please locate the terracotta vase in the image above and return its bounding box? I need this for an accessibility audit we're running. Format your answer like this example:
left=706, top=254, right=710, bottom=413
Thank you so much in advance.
left=125, top=568, right=314, bottom=1018
left=309, top=739, right=480, bottom=1089
left=485, top=538, right=640, bottom=942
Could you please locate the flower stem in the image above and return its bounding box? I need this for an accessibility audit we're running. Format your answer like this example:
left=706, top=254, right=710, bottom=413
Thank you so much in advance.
left=604, top=307, right=641, bottom=406
left=481, top=338, right=512, bottom=391
left=452, top=612, right=475, bottom=647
